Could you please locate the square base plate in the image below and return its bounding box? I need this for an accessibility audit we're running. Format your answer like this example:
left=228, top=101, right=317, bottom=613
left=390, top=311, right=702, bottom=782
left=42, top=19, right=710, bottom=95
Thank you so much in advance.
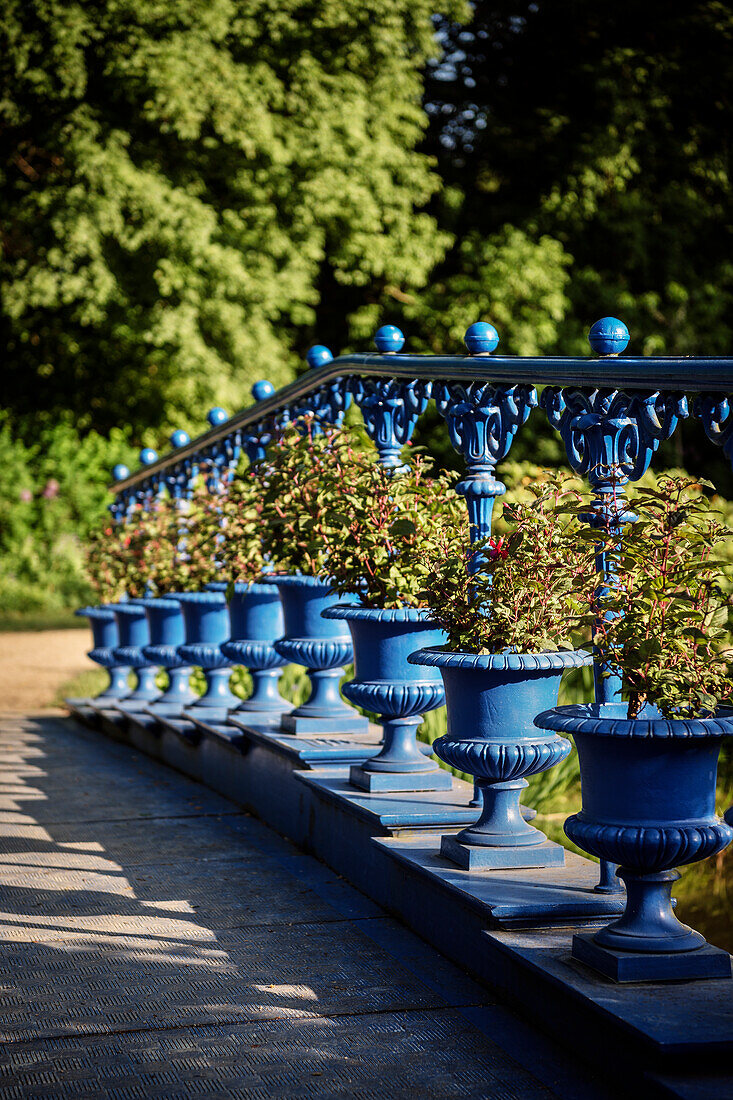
left=281, top=712, right=370, bottom=736
left=572, top=932, right=733, bottom=983
left=441, top=834, right=566, bottom=871
left=182, top=705, right=234, bottom=726
left=227, top=705, right=285, bottom=727
left=349, top=764, right=453, bottom=794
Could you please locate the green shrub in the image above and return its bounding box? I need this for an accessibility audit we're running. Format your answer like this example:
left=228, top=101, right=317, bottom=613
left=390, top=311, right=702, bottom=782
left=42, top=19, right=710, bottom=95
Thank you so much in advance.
left=0, top=415, right=135, bottom=617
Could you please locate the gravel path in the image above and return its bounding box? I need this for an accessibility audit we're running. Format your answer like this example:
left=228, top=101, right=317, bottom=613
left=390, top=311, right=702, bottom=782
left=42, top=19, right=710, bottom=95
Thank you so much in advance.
left=0, top=629, right=90, bottom=712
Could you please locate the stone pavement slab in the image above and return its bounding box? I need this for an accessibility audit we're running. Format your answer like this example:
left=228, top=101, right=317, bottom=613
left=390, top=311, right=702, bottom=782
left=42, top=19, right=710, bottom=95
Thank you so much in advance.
left=0, top=714, right=614, bottom=1099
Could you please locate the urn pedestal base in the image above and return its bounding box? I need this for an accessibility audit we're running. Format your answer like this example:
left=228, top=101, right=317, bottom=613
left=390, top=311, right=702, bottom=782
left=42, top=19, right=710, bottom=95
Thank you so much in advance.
left=349, top=763, right=452, bottom=794
left=114, top=667, right=161, bottom=709
left=279, top=667, right=369, bottom=736
left=572, top=932, right=732, bottom=983
left=227, top=668, right=294, bottom=727
left=441, top=833, right=565, bottom=871
left=95, top=664, right=133, bottom=701
left=282, top=711, right=369, bottom=736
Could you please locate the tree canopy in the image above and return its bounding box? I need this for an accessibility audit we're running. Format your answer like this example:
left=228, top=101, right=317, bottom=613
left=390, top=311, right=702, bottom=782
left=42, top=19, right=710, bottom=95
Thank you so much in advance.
left=409, top=0, right=733, bottom=356
left=1, top=0, right=731, bottom=449
left=1, top=0, right=464, bottom=436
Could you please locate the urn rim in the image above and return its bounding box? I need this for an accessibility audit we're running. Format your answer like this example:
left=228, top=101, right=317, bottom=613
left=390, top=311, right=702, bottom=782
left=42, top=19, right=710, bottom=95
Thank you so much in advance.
left=133, top=597, right=183, bottom=610
left=534, top=702, right=733, bottom=739
left=261, top=573, right=335, bottom=592
left=323, top=602, right=440, bottom=624
left=230, top=580, right=282, bottom=595
left=408, top=646, right=590, bottom=672
left=76, top=605, right=115, bottom=620
left=173, top=590, right=227, bottom=606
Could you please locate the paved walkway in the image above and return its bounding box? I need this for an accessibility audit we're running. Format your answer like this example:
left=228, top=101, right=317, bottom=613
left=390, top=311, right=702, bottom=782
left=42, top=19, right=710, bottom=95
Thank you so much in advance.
left=0, top=714, right=613, bottom=1099
left=0, top=630, right=89, bottom=711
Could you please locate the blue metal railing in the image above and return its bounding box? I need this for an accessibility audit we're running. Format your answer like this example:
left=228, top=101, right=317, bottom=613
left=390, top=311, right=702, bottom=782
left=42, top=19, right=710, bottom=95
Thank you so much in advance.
left=96, top=316, right=733, bottom=920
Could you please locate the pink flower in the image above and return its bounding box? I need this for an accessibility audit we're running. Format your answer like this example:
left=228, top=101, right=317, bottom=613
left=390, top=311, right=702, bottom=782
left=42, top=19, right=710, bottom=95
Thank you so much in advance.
left=19, top=489, right=32, bottom=503
left=42, top=479, right=60, bottom=499
left=487, top=536, right=508, bottom=561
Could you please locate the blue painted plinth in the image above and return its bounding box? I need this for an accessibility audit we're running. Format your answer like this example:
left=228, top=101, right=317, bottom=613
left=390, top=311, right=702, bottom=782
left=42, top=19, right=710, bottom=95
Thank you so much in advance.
left=572, top=932, right=732, bottom=983
left=297, top=770, right=481, bottom=834
left=349, top=762, right=453, bottom=793
left=441, top=833, right=565, bottom=871
left=188, top=713, right=243, bottom=744
left=125, top=711, right=160, bottom=734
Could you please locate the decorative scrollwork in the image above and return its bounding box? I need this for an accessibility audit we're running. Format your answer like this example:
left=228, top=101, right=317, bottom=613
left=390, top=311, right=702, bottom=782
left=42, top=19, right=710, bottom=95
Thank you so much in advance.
left=290, top=379, right=352, bottom=430
left=541, top=388, right=688, bottom=497
left=694, top=394, right=733, bottom=469
left=541, top=387, right=688, bottom=704
left=350, top=378, right=431, bottom=467
left=242, top=421, right=272, bottom=466
left=435, top=381, right=537, bottom=543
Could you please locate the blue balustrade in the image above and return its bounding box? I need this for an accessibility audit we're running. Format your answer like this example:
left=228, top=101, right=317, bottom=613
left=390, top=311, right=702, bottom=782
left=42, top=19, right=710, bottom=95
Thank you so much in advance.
left=90, top=315, right=732, bottom=986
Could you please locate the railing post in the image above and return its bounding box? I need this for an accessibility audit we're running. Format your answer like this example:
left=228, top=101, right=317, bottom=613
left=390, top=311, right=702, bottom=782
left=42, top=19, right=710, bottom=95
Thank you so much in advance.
left=436, top=323, right=536, bottom=805
left=351, top=327, right=430, bottom=467
left=694, top=393, right=733, bottom=826
left=542, top=317, right=689, bottom=893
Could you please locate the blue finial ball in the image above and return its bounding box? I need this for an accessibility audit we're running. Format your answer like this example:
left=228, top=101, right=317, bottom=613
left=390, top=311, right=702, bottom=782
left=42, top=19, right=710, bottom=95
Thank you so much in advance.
left=588, top=317, right=630, bottom=356
left=207, top=407, right=228, bottom=427
left=306, top=344, right=334, bottom=369
left=251, top=379, right=275, bottom=402
left=169, top=429, right=190, bottom=449
left=464, top=321, right=499, bottom=355
left=112, top=463, right=130, bottom=481
left=139, top=448, right=158, bottom=466
left=374, top=325, right=405, bottom=353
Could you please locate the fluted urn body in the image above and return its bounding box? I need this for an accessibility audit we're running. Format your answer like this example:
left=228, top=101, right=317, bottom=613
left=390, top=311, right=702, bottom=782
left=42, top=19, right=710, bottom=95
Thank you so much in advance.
left=409, top=648, right=590, bottom=870
left=137, top=597, right=196, bottom=714
left=535, top=703, right=733, bottom=981
left=323, top=605, right=447, bottom=791
left=221, top=581, right=291, bottom=721
left=109, top=602, right=161, bottom=707
left=74, top=605, right=131, bottom=700
left=176, top=590, right=239, bottom=720
left=269, top=576, right=368, bottom=734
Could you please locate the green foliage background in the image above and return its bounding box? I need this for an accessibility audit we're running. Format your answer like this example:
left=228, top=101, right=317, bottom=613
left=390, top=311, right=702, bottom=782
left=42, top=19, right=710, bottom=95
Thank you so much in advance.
left=1, top=1, right=731, bottom=613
